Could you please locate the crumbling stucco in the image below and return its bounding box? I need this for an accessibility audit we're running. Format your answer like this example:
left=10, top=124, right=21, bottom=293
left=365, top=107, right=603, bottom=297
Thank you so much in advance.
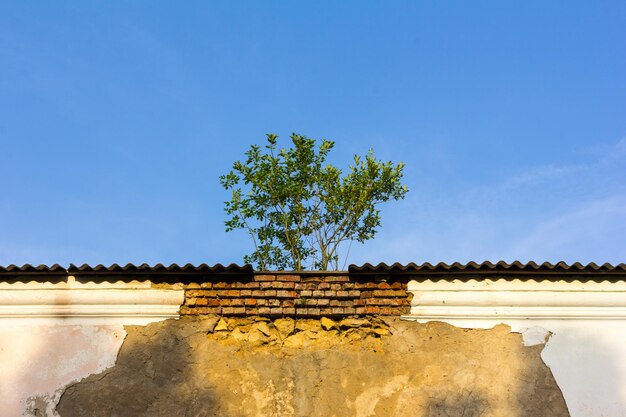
left=0, top=324, right=126, bottom=417
left=57, top=317, right=569, bottom=417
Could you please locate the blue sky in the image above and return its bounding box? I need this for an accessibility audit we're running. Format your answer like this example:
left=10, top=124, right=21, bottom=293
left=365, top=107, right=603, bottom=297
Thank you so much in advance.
left=1, top=1, right=625, bottom=268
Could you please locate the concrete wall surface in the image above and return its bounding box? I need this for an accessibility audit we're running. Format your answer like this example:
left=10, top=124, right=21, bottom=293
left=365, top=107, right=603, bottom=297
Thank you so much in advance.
left=56, top=316, right=569, bottom=417
left=406, top=278, right=626, bottom=417
left=0, top=279, right=184, bottom=417
left=1, top=274, right=625, bottom=417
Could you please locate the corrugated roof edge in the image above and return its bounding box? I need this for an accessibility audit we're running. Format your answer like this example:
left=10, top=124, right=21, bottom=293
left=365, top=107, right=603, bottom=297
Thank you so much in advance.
left=0, top=264, right=67, bottom=274
left=0, top=263, right=254, bottom=283
left=68, top=263, right=253, bottom=275
left=1, top=262, right=625, bottom=282
left=348, top=261, right=626, bottom=277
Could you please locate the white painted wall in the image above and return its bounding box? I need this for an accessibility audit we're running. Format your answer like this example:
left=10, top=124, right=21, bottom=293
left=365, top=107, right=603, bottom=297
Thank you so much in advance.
left=0, top=278, right=184, bottom=417
left=404, top=278, right=626, bottom=417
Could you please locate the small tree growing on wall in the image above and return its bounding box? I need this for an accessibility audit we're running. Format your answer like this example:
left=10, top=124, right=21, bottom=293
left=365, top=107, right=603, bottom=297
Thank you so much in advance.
left=219, top=133, right=408, bottom=271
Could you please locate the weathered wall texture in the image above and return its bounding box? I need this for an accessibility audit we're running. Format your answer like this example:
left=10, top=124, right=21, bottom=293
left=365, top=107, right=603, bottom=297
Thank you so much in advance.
left=0, top=323, right=124, bottom=417
left=0, top=279, right=184, bottom=417
left=406, top=278, right=626, bottom=417
left=57, top=316, right=569, bottom=417
left=181, top=273, right=412, bottom=317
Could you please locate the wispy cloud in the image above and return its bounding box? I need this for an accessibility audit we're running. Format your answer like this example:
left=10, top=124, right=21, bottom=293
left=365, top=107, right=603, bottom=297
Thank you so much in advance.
left=508, top=195, right=626, bottom=263
left=500, top=163, right=587, bottom=190
left=350, top=137, right=626, bottom=266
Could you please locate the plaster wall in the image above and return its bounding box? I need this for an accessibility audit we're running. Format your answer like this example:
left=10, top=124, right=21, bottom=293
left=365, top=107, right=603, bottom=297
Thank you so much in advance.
left=0, top=279, right=184, bottom=417
left=56, top=316, right=570, bottom=417
left=405, top=278, right=626, bottom=417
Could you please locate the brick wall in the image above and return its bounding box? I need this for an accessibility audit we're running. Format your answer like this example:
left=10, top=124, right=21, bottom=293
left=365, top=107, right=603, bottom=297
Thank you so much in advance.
left=181, top=273, right=412, bottom=317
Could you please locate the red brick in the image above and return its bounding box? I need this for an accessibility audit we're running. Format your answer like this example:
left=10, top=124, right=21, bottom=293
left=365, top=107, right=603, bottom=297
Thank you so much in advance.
left=343, top=307, right=356, bottom=315
left=270, top=307, right=283, bottom=316
left=318, top=283, right=331, bottom=290
left=355, top=282, right=377, bottom=289
left=264, top=290, right=277, bottom=297
left=254, top=274, right=276, bottom=282
left=185, top=307, right=203, bottom=314
left=222, top=307, right=235, bottom=315
left=200, top=282, right=213, bottom=288
left=274, top=281, right=295, bottom=289
left=243, top=282, right=260, bottom=289
left=348, top=290, right=360, bottom=297
left=343, top=283, right=355, bottom=289
left=300, top=290, right=313, bottom=297
left=240, top=290, right=252, bottom=297
left=220, top=299, right=231, bottom=306
left=268, top=299, right=281, bottom=307
left=372, top=290, right=390, bottom=297
left=355, top=307, right=366, bottom=315
left=365, top=306, right=380, bottom=314
left=213, top=282, right=231, bottom=288
left=330, top=283, right=343, bottom=291
left=389, top=281, right=403, bottom=289
left=331, top=307, right=344, bottom=315
left=316, top=299, right=330, bottom=306
left=276, top=290, right=297, bottom=298
left=230, top=298, right=244, bottom=306
left=282, top=299, right=295, bottom=308
left=185, top=290, right=205, bottom=298
left=279, top=274, right=301, bottom=282
left=256, top=299, right=268, bottom=306
left=324, top=290, right=336, bottom=297
left=195, top=298, right=208, bottom=306
left=325, top=275, right=350, bottom=282
left=305, top=299, right=318, bottom=306
left=232, top=307, right=246, bottom=315
left=377, top=282, right=391, bottom=290
left=186, top=282, right=201, bottom=289
left=336, top=290, right=350, bottom=298
left=251, top=290, right=265, bottom=297
left=379, top=307, right=397, bottom=315
left=312, top=290, right=325, bottom=297
left=260, top=282, right=274, bottom=289
left=258, top=307, right=271, bottom=315
left=206, top=299, right=220, bottom=306
left=283, top=307, right=296, bottom=315
left=245, top=307, right=258, bottom=315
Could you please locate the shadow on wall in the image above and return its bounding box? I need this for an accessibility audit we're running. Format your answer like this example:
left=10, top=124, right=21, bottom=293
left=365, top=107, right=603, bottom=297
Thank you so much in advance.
left=424, top=392, right=488, bottom=417
left=1, top=288, right=125, bottom=417
left=56, top=318, right=570, bottom=417
left=56, top=317, right=242, bottom=417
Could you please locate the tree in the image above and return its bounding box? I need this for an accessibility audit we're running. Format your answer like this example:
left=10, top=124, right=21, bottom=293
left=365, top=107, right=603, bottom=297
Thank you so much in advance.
left=219, top=133, right=408, bottom=271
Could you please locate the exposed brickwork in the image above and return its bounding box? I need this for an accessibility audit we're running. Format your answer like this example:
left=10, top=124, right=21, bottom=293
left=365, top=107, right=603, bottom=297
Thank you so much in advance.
left=181, top=273, right=412, bottom=318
